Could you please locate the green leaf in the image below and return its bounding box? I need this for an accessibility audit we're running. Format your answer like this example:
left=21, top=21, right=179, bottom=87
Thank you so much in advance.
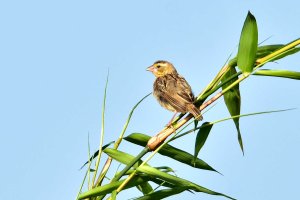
left=254, top=69, right=300, bottom=80
left=271, top=47, right=300, bottom=62
left=194, top=120, right=199, bottom=132
left=138, top=166, right=235, bottom=200
left=221, top=67, right=244, bottom=154
left=136, top=182, right=153, bottom=195
left=95, top=93, right=152, bottom=186
left=193, top=122, right=213, bottom=162
left=91, top=71, right=110, bottom=185
left=229, top=42, right=300, bottom=69
left=237, top=11, right=258, bottom=73
left=255, top=44, right=300, bottom=63
left=229, top=44, right=285, bottom=67
left=124, top=133, right=218, bottom=172
left=77, top=176, right=151, bottom=199
left=257, top=44, right=284, bottom=53
left=148, top=177, right=176, bottom=188
left=134, top=187, right=188, bottom=200
left=103, top=148, right=145, bottom=168
left=104, top=149, right=175, bottom=175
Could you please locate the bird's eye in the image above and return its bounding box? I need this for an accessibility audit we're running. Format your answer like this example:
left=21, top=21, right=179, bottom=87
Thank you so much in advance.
left=156, top=65, right=161, bottom=68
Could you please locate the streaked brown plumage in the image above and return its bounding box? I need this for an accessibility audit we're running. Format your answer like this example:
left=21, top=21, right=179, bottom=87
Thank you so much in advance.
left=147, top=60, right=203, bottom=121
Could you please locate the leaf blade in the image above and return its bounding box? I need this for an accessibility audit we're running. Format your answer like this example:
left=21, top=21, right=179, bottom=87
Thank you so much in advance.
left=77, top=176, right=151, bottom=199
left=138, top=166, right=235, bottom=200
left=221, top=67, right=244, bottom=153
left=194, top=122, right=213, bottom=161
left=134, top=187, right=188, bottom=200
left=253, top=69, right=300, bottom=80
left=237, top=11, right=258, bottom=73
left=124, top=133, right=218, bottom=172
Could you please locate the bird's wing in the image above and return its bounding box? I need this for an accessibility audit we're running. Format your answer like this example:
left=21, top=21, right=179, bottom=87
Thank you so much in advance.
left=174, top=75, right=195, bottom=103
left=159, top=90, right=187, bottom=113
left=158, top=74, right=192, bottom=112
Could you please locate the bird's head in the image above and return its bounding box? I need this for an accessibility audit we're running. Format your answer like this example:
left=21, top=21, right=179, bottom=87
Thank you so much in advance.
left=146, top=60, right=177, bottom=77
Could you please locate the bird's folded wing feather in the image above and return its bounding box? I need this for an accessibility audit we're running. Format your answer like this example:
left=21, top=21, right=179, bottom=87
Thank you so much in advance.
left=159, top=75, right=193, bottom=112
left=160, top=91, right=187, bottom=112
left=175, top=75, right=195, bottom=102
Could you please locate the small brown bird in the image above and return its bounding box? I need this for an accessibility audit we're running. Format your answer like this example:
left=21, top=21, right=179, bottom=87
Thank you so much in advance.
left=147, top=60, right=203, bottom=123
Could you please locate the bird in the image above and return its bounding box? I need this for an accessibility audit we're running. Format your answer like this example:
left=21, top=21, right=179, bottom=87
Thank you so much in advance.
left=146, top=60, right=203, bottom=124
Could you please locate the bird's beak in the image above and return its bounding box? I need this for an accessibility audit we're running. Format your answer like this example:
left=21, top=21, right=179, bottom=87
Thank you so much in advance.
left=146, top=65, right=155, bottom=72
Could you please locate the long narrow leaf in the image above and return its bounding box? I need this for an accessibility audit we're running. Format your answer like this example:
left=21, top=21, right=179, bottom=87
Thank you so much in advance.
left=103, top=149, right=176, bottom=175
left=194, top=122, right=213, bottom=162
left=76, top=135, right=93, bottom=200
left=230, top=44, right=300, bottom=68
left=124, top=133, right=218, bottom=172
left=134, top=187, right=188, bottom=200
left=80, top=94, right=151, bottom=170
left=229, top=44, right=286, bottom=67
left=253, top=69, right=300, bottom=80
left=147, top=177, right=177, bottom=189
left=77, top=176, right=151, bottom=199
left=222, top=67, right=244, bottom=154
left=95, top=93, right=152, bottom=186
left=138, top=166, right=235, bottom=200
left=237, top=11, right=258, bottom=73
left=93, top=72, right=109, bottom=184
left=272, top=46, right=300, bottom=61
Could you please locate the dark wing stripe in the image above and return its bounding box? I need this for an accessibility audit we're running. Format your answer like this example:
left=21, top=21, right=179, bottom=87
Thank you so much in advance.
left=176, top=75, right=195, bottom=102
left=160, top=92, right=187, bottom=112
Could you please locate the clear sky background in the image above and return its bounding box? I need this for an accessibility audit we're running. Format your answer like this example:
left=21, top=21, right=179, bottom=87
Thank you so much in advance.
left=1, top=1, right=299, bottom=200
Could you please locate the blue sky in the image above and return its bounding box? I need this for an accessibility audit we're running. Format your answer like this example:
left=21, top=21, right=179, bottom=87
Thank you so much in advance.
left=1, top=1, right=299, bottom=200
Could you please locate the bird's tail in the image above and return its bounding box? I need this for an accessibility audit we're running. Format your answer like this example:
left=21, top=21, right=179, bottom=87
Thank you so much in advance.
left=187, top=104, right=203, bottom=121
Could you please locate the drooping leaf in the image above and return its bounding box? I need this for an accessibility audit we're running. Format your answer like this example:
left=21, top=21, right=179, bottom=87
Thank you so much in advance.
left=193, top=122, right=213, bottom=162
left=237, top=11, right=258, bottom=73
left=148, top=177, right=177, bottom=189
left=77, top=176, right=151, bottom=199
left=134, top=187, right=188, bottom=200
left=254, top=69, right=300, bottom=80
left=194, top=120, right=199, bottom=133
left=221, top=67, right=244, bottom=154
left=137, top=166, right=235, bottom=200
left=124, top=133, right=218, bottom=172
